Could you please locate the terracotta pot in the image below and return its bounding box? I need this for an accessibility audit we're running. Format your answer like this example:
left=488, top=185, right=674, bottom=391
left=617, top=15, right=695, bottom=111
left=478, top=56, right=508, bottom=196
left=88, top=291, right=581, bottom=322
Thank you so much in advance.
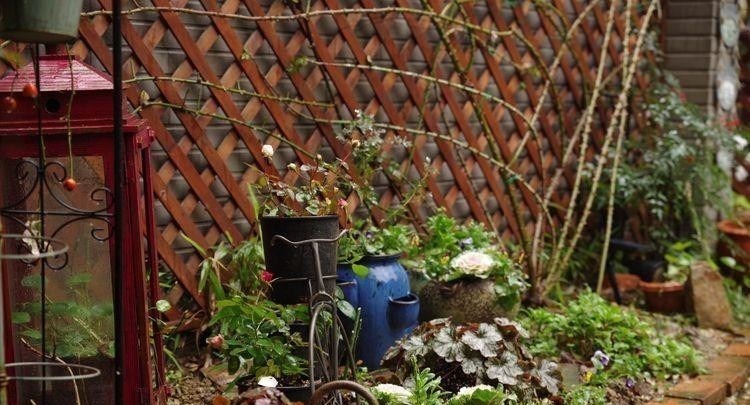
left=638, top=280, right=686, bottom=314
left=419, top=278, right=519, bottom=323
left=717, top=220, right=750, bottom=264
left=602, top=273, right=642, bottom=293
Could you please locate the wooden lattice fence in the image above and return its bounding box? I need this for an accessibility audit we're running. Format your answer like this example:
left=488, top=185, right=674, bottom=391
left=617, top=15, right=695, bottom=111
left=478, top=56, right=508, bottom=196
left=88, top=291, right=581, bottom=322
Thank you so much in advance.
left=0, top=0, right=651, bottom=321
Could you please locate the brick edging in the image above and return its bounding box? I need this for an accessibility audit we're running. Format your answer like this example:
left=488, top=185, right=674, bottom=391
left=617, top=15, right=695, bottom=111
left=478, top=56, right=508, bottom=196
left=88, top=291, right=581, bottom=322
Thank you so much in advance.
left=646, top=343, right=750, bottom=405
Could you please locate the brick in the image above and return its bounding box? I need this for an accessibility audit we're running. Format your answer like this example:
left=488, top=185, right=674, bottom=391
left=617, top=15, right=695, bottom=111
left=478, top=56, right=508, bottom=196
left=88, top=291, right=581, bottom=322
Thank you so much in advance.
left=665, top=19, right=717, bottom=36
left=723, top=343, right=750, bottom=357
left=665, top=2, right=717, bottom=18
left=644, top=399, right=701, bottom=405
left=667, top=377, right=727, bottom=405
left=664, top=54, right=715, bottom=72
left=664, top=37, right=716, bottom=54
left=671, top=71, right=714, bottom=88
left=703, top=355, right=750, bottom=394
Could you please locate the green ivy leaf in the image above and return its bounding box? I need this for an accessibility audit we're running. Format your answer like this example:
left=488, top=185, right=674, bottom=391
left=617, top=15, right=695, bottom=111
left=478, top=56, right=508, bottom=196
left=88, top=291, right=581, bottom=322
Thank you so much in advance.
left=352, top=263, right=369, bottom=278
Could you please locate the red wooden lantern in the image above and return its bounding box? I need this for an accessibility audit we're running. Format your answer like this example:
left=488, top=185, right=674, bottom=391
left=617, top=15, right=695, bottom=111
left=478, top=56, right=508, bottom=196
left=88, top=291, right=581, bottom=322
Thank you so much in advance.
left=0, top=51, right=164, bottom=404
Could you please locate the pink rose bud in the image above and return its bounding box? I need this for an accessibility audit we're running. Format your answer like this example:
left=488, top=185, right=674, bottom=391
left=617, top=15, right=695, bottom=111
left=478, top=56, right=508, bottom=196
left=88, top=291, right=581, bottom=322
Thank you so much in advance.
left=338, top=199, right=348, bottom=208
left=207, top=334, right=224, bottom=349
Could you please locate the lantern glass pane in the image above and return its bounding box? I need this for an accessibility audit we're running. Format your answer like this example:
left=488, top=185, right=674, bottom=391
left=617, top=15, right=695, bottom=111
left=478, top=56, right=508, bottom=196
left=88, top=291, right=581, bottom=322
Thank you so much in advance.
left=0, top=156, right=115, bottom=404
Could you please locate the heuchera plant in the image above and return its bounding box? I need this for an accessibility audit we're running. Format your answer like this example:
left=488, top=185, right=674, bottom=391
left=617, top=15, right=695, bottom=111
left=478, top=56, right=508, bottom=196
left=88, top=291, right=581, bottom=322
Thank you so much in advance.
left=382, top=318, right=560, bottom=399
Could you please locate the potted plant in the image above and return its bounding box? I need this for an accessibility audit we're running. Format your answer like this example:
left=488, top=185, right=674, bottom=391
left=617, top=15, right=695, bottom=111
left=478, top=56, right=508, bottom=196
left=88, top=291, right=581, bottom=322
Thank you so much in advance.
left=207, top=293, right=313, bottom=401
left=0, top=0, right=84, bottom=44
left=336, top=221, right=420, bottom=370
left=381, top=318, right=559, bottom=399
left=251, top=149, right=349, bottom=305
left=409, top=211, right=527, bottom=323
left=638, top=240, right=697, bottom=314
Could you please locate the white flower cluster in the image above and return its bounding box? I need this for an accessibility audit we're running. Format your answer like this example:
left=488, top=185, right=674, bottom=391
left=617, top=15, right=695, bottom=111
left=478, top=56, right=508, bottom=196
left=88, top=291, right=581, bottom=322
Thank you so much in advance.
left=454, top=385, right=495, bottom=398
left=450, top=250, right=495, bottom=278
left=371, top=383, right=411, bottom=400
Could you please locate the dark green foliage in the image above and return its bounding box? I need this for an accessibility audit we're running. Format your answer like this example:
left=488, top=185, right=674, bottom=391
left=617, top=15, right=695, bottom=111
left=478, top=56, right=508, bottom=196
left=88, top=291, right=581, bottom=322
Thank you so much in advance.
left=209, top=294, right=309, bottom=382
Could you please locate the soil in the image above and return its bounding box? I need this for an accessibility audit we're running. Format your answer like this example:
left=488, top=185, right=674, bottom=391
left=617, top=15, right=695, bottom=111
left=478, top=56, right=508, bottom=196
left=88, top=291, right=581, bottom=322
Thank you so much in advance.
left=167, top=367, right=224, bottom=405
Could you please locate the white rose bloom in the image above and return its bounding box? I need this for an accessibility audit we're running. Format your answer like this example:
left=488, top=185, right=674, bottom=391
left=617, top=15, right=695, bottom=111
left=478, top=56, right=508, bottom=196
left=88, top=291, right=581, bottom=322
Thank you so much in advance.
left=372, top=384, right=411, bottom=399
left=261, top=144, right=274, bottom=158
left=455, top=385, right=495, bottom=398
left=736, top=166, right=749, bottom=182
left=450, top=250, right=495, bottom=277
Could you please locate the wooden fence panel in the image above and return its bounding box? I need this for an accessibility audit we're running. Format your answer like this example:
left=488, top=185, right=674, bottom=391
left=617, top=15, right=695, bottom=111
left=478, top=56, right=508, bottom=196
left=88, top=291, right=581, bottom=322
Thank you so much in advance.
left=0, top=0, right=646, bottom=315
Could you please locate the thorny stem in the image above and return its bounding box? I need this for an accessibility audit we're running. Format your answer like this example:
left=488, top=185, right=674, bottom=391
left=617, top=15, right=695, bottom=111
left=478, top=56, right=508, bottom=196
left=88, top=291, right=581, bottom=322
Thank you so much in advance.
left=596, top=0, right=634, bottom=294
left=556, top=0, right=659, bottom=289
left=82, top=5, right=513, bottom=38
left=125, top=76, right=335, bottom=108
left=546, top=0, right=621, bottom=284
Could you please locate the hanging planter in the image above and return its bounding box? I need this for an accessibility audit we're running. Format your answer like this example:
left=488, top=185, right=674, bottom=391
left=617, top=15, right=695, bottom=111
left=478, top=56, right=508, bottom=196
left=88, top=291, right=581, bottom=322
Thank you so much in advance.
left=0, top=0, right=84, bottom=44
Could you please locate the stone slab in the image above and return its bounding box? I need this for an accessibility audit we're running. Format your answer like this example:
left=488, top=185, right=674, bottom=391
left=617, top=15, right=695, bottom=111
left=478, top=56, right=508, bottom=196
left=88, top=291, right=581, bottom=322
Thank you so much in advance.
left=687, top=262, right=733, bottom=330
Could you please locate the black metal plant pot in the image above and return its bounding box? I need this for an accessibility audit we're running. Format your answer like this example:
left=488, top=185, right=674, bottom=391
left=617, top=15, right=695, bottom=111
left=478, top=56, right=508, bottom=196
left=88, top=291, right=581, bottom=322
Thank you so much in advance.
left=260, top=215, right=340, bottom=304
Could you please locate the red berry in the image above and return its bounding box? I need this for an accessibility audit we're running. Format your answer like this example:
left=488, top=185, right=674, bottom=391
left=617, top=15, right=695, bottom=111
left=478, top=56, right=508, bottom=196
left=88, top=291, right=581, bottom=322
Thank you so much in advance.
left=63, top=178, right=77, bottom=191
left=22, top=83, right=38, bottom=98
left=1, top=96, right=17, bottom=113
left=261, top=270, right=274, bottom=283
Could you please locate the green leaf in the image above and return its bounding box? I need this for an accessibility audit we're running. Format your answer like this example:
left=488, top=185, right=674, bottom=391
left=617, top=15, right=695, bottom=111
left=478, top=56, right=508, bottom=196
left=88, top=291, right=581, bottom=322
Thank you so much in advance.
left=352, top=264, right=369, bottom=278
left=337, top=299, right=356, bottom=320
left=66, top=273, right=93, bottom=286
left=21, top=274, right=42, bottom=289
left=181, top=232, right=207, bottom=257
left=20, top=329, right=41, bottom=340
left=720, top=256, right=739, bottom=269
left=11, top=311, right=30, bottom=324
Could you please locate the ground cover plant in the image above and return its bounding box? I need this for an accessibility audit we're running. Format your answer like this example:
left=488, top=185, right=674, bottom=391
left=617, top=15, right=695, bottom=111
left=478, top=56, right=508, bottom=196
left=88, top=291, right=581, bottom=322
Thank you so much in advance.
left=382, top=317, right=560, bottom=401
left=520, top=292, right=701, bottom=389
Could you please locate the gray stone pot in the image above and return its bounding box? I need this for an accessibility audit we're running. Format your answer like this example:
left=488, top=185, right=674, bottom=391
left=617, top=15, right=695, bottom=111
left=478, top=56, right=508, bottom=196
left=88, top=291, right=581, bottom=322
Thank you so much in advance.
left=418, top=278, right=519, bottom=324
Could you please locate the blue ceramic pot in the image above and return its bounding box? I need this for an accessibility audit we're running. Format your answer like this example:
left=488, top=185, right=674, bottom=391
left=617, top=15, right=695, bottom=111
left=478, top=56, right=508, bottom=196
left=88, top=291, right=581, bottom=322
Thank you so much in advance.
left=337, top=254, right=420, bottom=370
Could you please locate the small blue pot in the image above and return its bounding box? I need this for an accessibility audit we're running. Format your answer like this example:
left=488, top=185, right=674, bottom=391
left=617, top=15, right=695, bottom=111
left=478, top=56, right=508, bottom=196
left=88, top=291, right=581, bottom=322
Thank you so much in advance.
left=337, top=254, right=419, bottom=370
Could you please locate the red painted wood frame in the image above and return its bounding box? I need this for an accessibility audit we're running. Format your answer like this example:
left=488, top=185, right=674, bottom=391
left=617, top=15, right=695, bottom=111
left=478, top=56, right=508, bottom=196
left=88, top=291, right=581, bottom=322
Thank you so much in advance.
left=0, top=54, right=159, bottom=404
left=0, top=128, right=155, bottom=404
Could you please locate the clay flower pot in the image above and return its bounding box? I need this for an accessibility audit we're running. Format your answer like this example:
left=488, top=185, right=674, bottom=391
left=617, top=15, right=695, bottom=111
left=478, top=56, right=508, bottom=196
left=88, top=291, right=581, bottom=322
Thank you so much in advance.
left=419, top=278, right=519, bottom=323
left=717, top=219, right=750, bottom=264
left=638, top=280, right=686, bottom=314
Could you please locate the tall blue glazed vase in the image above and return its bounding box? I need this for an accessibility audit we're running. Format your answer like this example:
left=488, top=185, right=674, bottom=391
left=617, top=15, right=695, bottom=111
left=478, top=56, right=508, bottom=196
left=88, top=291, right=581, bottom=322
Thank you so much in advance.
left=337, top=254, right=419, bottom=370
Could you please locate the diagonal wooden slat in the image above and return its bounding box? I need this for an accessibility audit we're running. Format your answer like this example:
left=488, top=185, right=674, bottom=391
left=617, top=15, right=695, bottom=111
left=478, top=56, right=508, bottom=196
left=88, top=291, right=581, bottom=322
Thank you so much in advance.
left=39, top=0, right=658, bottom=316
